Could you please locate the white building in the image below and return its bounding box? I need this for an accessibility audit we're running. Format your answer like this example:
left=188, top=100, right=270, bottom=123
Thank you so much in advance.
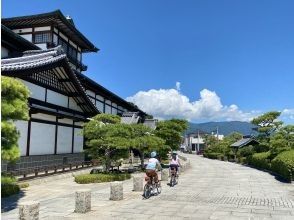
left=1, top=10, right=148, bottom=177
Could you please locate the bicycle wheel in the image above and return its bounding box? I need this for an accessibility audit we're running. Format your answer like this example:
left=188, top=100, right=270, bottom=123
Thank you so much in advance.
left=143, top=184, right=151, bottom=199
left=156, top=181, right=162, bottom=194
left=170, top=175, right=175, bottom=187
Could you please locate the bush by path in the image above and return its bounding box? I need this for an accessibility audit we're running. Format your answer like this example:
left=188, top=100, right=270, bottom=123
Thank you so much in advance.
left=247, top=152, right=271, bottom=170
left=75, top=173, right=131, bottom=184
left=271, top=150, right=294, bottom=182
left=1, top=175, right=20, bottom=197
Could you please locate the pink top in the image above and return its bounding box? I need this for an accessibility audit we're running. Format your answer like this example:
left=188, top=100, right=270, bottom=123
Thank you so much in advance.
left=170, top=158, right=179, bottom=165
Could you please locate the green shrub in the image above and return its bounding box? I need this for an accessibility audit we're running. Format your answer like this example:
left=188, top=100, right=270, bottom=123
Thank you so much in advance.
left=203, top=152, right=223, bottom=159
left=1, top=175, right=20, bottom=197
left=18, top=182, right=29, bottom=188
left=247, top=152, right=271, bottom=170
left=75, top=173, right=131, bottom=184
left=271, top=150, right=294, bottom=182
left=238, top=146, right=255, bottom=158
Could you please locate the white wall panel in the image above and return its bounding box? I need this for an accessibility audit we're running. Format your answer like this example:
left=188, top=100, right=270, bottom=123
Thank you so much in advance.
left=47, top=89, right=68, bottom=107
left=105, top=100, right=111, bottom=105
left=1, top=46, right=9, bottom=58
left=32, top=113, right=56, bottom=121
left=95, top=101, right=104, bottom=112
left=86, top=90, right=95, bottom=97
left=96, top=94, right=104, bottom=102
left=57, top=126, right=72, bottom=154
left=35, top=43, right=47, bottom=50
left=20, top=34, right=32, bottom=42
left=69, top=97, right=83, bottom=112
left=12, top=28, right=32, bottom=33
left=105, top=105, right=111, bottom=114
left=34, top=26, right=51, bottom=31
left=58, top=118, right=73, bottom=124
left=19, top=79, right=46, bottom=101
left=15, top=120, right=28, bottom=156
left=74, top=128, right=83, bottom=153
left=30, top=122, right=55, bottom=155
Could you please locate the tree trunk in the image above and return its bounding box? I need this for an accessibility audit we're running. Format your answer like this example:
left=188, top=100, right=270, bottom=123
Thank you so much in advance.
left=105, top=148, right=111, bottom=172
left=139, top=151, right=145, bottom=170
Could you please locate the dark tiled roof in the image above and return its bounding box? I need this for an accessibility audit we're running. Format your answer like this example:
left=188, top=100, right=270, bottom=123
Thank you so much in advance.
left=1, top=46, right=99, bottom=116
left=231, top=138, right=259, bottom=148
left=2, top=10, right=98, bottom=52
left=1, top=24, right=40, bottom=51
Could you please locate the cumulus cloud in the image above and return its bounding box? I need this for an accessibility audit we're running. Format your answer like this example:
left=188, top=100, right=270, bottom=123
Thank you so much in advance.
left=281, top=109, right=294, bottom=123
left=126, top=83, right=257, bottom=122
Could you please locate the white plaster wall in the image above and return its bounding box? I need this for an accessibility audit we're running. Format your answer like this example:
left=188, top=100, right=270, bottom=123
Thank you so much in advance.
left=59, top=32, right=68, bottom=41
left=47, top=89, right=68, bottom=108
left=69, top=40, right=77, bottom=48
left=31, top=113, right=56, bottom=121
left=74, top=122, right=84, bottom=126
left=74, top=128, right=83, bottom=153
left=95, top=101, right=104, bottom=112
left=15, top=120, right=28, bottom=156
left=19, top=79, right=46, bottom=101
left=112, top=107, right=117, bottom=115
left=35, top=43, right=47, bottom=50
left=58, top=118, right=73, bottom=125
left=86, top=90, right=95, bottom=97
left=68, top=97, right=83, bottom=112
left=105, top=105, right=111, bottom=114
left=96, top=94, right=104, bottom=102
left=12, top=28, right=32, bottom=33
left=20, top=34, right=33, bottom=42
left=30, top=122, right=55, bottom=155
left=57, top=126, right=72, bottom=154
left=34, top=26, right=51, bottom=31
left=1, top=46, right=9, bottom=58
left=105, top=100, right=111, bottom=105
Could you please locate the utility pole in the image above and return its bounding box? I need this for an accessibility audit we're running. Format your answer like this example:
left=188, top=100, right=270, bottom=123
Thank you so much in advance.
left=197, top=129, right=200, bottom=154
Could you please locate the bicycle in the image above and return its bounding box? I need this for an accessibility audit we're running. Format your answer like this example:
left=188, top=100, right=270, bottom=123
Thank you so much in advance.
left=143, top=174, right=162, bottom=199
left=169, top=167, right=179, bottom=187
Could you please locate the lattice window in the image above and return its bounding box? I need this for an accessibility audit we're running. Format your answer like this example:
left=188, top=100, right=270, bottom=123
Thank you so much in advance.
left=34, top=32, right=52, bottom=44
left=25, top=69, right=67, bottom=93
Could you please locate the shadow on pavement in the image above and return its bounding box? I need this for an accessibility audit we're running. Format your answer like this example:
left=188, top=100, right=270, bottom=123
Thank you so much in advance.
left=1, top=190, right=26, bottom=213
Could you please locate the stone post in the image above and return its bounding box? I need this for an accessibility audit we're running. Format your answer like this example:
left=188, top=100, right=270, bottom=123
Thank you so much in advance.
left=161, top=169, right=169, bottom=181
left=19, top=201, right=39, bottom=220
left=110, top=181, right=123, bottom=201
left=133, top=176, right=143, bottom=191
left=75, top=189, right=91, bottom=213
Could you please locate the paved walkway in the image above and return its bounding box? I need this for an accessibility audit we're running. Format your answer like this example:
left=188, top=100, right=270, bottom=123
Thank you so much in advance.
left=2, top=154, right=294, bottom=219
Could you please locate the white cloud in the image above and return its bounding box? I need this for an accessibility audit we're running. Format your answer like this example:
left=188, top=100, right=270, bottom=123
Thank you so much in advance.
left=126, top=83, right=257, bottom=122
left=175, top=82, right=181, bottom=91
left=281, top=109, right=294, bottom=122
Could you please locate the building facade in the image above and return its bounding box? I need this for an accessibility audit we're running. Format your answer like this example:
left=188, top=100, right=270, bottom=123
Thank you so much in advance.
left=1, top=10, right=147, bottom=176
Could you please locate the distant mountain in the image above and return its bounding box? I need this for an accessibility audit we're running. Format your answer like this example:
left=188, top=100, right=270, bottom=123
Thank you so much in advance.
left=186, top=121, right=257, bottom=136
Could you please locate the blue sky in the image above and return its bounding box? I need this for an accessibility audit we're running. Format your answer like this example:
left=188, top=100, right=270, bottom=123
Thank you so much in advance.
left=2, top=0, right=294, bottom=123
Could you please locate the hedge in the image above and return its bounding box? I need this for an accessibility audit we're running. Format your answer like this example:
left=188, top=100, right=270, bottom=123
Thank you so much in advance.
left=247, top=152, right=271, bottom=170
left=271, top=150, right=294, bottom=182
left=1, top=175, right=20, bottom=197
left=75, top=173, right=131, bottom=184
left=203, top=152, right=223, bottom=159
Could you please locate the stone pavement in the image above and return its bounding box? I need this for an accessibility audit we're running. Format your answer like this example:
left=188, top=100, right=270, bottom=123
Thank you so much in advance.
left=2, top=154, right=294, bottom=219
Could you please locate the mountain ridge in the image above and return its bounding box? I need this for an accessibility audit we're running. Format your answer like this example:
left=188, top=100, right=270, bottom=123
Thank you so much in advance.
left=186, top=121, right=257, bottom=136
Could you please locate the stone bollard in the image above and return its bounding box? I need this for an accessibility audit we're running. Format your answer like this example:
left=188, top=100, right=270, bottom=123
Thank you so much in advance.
left=161, top=169, right=169, bottom=181
left=110, top=181, right=123, bottom=201
left=19, top=201, right=39, bottom=220
left=75, top=189, right=91, bottom=213
left=133, top=176, right=143, bottom=191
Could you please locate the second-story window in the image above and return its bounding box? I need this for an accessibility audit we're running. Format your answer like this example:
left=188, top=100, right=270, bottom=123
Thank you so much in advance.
left=68, top=46, right=77, bottom=61
left=59, top=38, right=68, bottom=53
left=34, top=32, right=51, bottom=44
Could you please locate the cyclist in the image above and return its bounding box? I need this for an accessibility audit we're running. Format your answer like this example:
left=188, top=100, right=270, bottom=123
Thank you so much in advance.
left=169, top=151, right=181, bottom=176
left=145, top=151, right=162, bottom=183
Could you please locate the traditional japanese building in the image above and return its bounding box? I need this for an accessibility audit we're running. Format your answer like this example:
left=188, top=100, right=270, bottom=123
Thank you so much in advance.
left=1, top=10, right=147, bottom=177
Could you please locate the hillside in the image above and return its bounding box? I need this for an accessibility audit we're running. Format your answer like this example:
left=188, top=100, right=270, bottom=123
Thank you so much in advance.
left=186, top=121, right=257, bottom=136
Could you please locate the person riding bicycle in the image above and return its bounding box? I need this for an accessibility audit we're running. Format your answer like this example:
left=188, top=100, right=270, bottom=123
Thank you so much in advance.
left=169, top=151, right=180, bottom=176
left=145, top=151, right=162, bottom=183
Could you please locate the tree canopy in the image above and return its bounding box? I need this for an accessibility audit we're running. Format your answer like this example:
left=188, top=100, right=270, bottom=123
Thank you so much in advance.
left=251, top=111, right=283, bottom=140
left=1, top=77, right=30, bottom=161
left=155, top=119, right=188, bottom=151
